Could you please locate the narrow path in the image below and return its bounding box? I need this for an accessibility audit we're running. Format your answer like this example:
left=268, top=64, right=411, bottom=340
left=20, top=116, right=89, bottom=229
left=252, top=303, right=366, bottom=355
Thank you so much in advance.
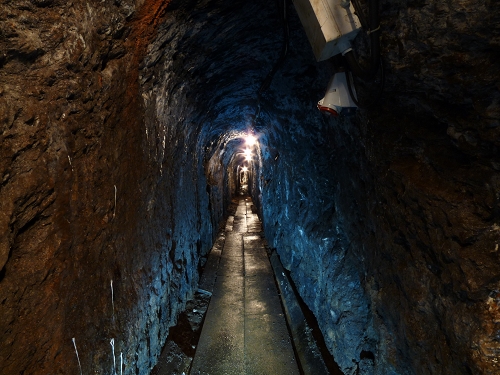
left=190, top=197, right=299, bottom=375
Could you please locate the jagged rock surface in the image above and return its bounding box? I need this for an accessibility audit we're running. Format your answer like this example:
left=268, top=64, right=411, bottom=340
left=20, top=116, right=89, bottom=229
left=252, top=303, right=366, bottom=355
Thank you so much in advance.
left=1, top=1, right=214, bottom=374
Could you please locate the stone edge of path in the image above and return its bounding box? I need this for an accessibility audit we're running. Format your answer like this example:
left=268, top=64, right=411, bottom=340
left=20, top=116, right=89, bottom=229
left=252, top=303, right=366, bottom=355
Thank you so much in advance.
left=270, top=251, right=330, bottom=375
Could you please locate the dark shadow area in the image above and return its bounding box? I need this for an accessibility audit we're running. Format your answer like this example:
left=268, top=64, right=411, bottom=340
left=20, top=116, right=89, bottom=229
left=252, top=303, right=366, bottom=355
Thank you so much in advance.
left=276, top=252, right=344, bottom=375
left=151, top=291, right=210, bottom=375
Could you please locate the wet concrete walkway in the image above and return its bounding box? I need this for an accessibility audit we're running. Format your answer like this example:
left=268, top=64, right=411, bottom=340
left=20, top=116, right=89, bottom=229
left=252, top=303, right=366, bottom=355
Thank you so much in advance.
left=190, top=197, right=299, bottom=375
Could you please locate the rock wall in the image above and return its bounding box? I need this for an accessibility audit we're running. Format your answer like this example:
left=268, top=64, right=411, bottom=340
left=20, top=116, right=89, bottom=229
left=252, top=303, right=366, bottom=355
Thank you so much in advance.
left=256, top=79, right=381, bottom=375
left=0, top=1, right=216, bottom=374
left=254, top=0, right=500, bottom=374
left=368, top=0, right=500, bottom=373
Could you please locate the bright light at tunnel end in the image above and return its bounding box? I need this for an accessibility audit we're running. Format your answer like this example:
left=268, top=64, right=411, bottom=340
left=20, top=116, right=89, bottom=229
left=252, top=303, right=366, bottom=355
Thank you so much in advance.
left=245, top=134, right=257, bottom=147
left=243, top=148, right=253, bottom=161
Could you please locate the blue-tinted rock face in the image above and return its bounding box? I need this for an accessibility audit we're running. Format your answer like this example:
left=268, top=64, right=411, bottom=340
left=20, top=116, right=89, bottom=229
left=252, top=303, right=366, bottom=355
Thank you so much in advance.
left=257, top=116, right=379, bottom=375
left=1, top=0, right=498, bottom=374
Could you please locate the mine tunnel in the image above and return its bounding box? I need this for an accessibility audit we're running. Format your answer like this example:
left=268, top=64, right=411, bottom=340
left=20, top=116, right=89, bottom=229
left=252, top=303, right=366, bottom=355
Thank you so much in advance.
left=1, top=0, right=499, bottom=374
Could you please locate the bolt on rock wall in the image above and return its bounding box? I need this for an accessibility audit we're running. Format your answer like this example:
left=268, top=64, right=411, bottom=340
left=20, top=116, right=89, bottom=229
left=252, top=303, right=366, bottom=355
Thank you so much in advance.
left=0, top=1, right=215, bottom=374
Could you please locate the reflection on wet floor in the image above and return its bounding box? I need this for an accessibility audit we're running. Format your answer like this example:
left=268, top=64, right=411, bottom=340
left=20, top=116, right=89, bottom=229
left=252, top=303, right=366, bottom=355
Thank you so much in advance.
left=190, top=197, right=299, bottom=375
left=151, top=197, right=302, bottom=375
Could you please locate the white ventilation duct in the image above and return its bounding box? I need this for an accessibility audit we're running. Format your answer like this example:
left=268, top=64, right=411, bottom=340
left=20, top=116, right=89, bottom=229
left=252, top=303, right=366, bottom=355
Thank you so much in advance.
left=291, top=0, right=362, bottom=61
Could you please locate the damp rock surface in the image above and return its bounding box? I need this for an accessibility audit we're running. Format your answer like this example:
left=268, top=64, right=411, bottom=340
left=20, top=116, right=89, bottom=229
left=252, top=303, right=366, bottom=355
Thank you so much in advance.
left=0, top=1, right=213, bottom=374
